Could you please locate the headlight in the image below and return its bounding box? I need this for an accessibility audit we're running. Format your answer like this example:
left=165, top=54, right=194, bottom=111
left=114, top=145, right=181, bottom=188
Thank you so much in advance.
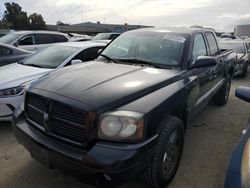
left=0, top=86, right=25, bottom=97
left=242, top=139, right=250, bottom=188
left=98, top=110, right=144, bottom=141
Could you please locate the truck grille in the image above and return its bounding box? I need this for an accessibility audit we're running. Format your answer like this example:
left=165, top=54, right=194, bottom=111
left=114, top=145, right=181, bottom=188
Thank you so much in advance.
left=25, top=93, right=88, bottom=146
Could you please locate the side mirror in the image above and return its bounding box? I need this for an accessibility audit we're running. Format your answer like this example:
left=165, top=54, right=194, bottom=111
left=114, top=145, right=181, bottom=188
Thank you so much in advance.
left=71, top=59, right=83, bottom=65
left=190, top=56, right=217, bottom=69
left=235, top=86, right=250, bottom=103
left=13, top=42, right=18, bottom=47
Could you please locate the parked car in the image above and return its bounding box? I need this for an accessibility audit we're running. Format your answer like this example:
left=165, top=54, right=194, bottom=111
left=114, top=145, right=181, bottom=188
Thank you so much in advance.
left=0, top=41, right=106, bottom=121
left=92, top=32, right=120, bottom=41
left=244, top=38, right=250, bottom=62
left=13, top=27, right=236, bottom=188
left=68, top=33, right=92, bottom=42
left=220, top=40, right=249, bottom=77
left=221, top=33, right=235, bottom=39
left=0, top=30, right=69, bottom=51
left=224, top=86, right=250, bottom=188
left=0, top=29, right=10, bottom=38
left=0, top=42, right=33, bottom=67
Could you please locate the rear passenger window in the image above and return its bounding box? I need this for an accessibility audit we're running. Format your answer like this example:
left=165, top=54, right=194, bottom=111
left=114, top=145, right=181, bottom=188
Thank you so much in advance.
left=35, top=34, right=54, bottom=44
left=73, top=47, right=103, bottom=62
left=205, top=32, right=219, bottom=55
left=0, top=47, right=12, bottom=56
left=192, top=33, right=207, bottom=62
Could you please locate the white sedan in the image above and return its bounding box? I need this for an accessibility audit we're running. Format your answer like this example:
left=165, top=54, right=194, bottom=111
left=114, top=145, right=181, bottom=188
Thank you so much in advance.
left=0, top=41, right=107, bottom=121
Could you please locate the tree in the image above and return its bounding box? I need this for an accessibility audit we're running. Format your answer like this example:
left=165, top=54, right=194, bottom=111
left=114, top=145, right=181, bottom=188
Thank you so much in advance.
left=29, top=13, right=46, bottom=30
left=56, top=20, right=69, bottom=26
left=0, top=19, right=11, bottom=29
left=3, top=2, right=29, bottom=29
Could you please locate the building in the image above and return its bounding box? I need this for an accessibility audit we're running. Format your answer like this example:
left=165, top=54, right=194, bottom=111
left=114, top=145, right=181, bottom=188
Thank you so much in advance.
left=234, top=25, right=250, bottom=38
left=46, top=22, right=153, bottom=35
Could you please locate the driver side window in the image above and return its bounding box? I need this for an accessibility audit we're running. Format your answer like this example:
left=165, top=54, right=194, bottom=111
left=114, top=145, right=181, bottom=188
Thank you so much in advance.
left=192, top=33, right=207, bottom=63
left=18, top=35, right=34, bottom=46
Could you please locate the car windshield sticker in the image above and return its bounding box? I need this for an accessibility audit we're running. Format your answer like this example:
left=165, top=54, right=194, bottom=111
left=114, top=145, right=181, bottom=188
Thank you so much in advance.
left=163, top=35, right=186, bottom=43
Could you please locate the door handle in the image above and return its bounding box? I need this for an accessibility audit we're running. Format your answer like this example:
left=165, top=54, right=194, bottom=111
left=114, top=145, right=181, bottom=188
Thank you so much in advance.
left=218, top=59, right=224, bottom=64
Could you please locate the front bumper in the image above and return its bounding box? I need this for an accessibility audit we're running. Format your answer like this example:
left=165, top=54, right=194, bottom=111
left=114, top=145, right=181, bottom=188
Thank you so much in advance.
left=13, top=116, right=157, bottom=186
left=0, top=94, right=24, bottom=121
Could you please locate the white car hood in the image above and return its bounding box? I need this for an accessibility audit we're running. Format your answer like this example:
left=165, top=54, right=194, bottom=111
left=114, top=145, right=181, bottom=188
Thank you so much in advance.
left=0, top=63, right=52, bottom=90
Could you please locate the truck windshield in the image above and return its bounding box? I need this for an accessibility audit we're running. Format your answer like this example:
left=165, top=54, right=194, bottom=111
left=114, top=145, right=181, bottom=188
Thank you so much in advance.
left=101, top=31, right=187, bottom=67
left=0, top=32, right=21, bottom=44
left=21, top=45, right=79, bottom=69
left=220, top=42, right=246, bottom=53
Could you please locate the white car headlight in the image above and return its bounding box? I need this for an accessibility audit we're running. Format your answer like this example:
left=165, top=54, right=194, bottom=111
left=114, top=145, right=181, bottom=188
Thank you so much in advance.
left=98, top=111, right=144, bottom=141
left=0, top=86, right=25, bottom=97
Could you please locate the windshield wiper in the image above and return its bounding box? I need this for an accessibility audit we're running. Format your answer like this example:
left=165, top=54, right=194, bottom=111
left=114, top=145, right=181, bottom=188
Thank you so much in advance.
left=24, top=64, right=44, bottom=68
left=117, top=58, right=167, bottom=69
left=100, top=54, right=118, bottom=64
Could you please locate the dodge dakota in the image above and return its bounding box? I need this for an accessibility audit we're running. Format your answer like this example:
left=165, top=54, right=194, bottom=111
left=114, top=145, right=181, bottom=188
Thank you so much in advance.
left=13, top=27, right=236, bottom=188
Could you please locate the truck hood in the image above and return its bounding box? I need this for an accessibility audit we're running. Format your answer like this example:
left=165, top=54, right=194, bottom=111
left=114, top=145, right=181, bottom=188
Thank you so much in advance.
left=0, top=63, right=52, bottom=90
left=31, top=61, right=184, bottom=112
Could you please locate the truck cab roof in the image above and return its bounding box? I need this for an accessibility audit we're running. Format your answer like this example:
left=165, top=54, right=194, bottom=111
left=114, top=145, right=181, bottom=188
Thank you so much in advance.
left=133, top=27, right=216, bottom=35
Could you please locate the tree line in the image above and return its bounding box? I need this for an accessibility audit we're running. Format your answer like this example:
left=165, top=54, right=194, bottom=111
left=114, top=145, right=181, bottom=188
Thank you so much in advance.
left=0, top=2, right=46, bottom=30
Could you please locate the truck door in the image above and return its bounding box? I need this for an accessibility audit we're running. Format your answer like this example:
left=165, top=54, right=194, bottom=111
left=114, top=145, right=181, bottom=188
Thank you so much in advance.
left=187, top=33, right=217, bottom=116
left=190, top=33, right=213, bottom=98
left=204, top=32, right=224, bottom=88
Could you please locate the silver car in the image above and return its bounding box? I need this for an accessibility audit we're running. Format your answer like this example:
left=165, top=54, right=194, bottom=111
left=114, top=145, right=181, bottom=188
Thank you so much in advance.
left=0, top=42, right=33, bottom=67
left=0, top=30, right=69, bottom=51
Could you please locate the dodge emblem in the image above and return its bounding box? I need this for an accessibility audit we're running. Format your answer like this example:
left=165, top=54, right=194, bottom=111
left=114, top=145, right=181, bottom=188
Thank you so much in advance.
left=44, top=113, right=49, bottom=131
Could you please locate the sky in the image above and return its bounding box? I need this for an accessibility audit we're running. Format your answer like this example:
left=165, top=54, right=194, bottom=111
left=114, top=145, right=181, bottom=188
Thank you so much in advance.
left=0, top=0, right=250, bottom=32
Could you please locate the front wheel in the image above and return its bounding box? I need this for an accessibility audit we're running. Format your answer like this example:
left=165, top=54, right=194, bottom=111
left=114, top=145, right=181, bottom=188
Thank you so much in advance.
left=142, top=116, right=184, bottom=188
left=213, top=75, right=231, bottom=106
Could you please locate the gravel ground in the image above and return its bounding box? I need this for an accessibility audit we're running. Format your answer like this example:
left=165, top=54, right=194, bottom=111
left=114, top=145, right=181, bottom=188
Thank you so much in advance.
left=1, top=72, right=250, bottom=188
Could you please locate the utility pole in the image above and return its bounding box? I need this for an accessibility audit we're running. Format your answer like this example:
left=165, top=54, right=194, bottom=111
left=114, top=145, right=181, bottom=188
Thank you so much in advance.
left=0, top=5, right=2, bottom=20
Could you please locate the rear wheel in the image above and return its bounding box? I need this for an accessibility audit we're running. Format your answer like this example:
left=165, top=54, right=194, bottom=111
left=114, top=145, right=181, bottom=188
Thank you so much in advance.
left=142, top=116, right=184, bottom=188
left=213, top=75, right=231, bottom=106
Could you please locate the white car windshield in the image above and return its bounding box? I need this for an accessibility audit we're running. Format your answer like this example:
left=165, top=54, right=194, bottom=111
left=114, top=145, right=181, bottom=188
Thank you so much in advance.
left=21, top=45, right=79, bottom=69
left=101, top=31, right=187, bottom=67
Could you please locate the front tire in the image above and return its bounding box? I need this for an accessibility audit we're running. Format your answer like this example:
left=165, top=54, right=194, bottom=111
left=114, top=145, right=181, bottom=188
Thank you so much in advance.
left=213, top=75, right=231, bottom=106
left=142, top=116, right=184, bottom=188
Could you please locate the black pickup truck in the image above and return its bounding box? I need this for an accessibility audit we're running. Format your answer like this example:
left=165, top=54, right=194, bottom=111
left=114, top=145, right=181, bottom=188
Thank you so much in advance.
left=13, top=28, right=236, bottom=188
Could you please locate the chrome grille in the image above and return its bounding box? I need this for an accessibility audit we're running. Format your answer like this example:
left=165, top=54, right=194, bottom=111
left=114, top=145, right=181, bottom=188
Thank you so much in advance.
left=52, top=103, right=86, bottom=125
left=26, top=94, right=47, bottom=126
left=25, top=93, right=88, bottom=146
